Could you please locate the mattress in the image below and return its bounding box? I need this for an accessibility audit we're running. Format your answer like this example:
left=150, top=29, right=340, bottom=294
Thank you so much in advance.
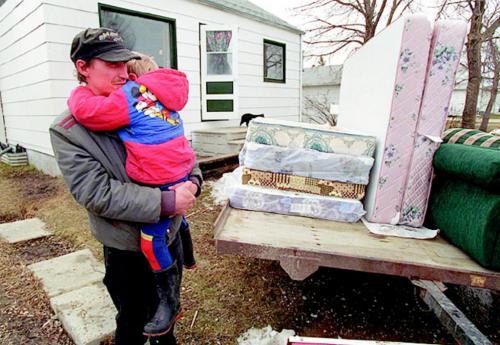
left=240, top=142, right=374, bottom=184
left=399, top=20, right=467, bottom=226
left=338, top=14, right=433, bottom=223
left=242, top=168, right=366, bottom=199
left=229, top=184, right=366, bottom=223
left=246, top=118, right=376, bottom=157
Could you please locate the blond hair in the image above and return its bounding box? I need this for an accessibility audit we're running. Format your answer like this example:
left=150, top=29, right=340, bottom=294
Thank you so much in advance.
left=127, top=53, right=159, bottom=76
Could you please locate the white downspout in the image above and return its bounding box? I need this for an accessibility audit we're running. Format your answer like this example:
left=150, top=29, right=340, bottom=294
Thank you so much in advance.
left=0, top=91, right=7, bottom=146
left=299, top=34, right=303, bottom=122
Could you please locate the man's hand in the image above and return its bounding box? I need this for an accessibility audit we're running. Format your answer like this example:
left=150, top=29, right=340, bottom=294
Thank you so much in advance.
left=171, top=182, right=196, bottom=215
left=170, top=181, right=198, bottom=195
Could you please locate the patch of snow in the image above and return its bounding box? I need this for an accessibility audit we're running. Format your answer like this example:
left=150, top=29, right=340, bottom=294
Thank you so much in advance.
left=209, top=167, right=243, bottom=206
left=237, top=325, right=295, bottom=345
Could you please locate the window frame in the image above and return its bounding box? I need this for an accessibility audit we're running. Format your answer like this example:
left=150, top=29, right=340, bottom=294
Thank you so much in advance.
left=263, top=39, right=286, bottom=83
left=98, top=3, right=178, bottom=69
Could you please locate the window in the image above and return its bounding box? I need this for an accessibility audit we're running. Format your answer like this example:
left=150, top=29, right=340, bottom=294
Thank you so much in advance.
left=99, top=4, right=177, bottom=69
left=206, top=30, right=233, bottom=75
left=263, top=39, right=286, bottom=83
left=200, top=25, right=238, bottom=120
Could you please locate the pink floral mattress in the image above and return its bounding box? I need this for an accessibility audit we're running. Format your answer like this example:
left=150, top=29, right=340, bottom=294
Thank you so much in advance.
left=338, top=14, right=433, bottom=223
left=399, top=20, right=467, bottom=226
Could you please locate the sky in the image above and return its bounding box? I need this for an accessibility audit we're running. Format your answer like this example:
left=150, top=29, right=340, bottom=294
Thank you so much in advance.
left=249, top=0, right=442, bottom=27
left=248, top=0, right=307, bottom=28
left=248, top=0, right=443, bottom=65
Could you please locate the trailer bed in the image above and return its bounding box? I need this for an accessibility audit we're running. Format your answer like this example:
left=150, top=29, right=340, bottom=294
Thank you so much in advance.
left=214, top=204, right=500, bottom=290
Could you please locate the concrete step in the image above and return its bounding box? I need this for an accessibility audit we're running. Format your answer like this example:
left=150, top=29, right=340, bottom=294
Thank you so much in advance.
left=191, top=126, right=247, bottom=155
left=29, top=249, right=116, bottom=345
left=193, top=142, right=244, bottom=155
left=29, top=249, right=105, bottom=298
left=192, top=126, right=247, bottom=136
left=50, top=283, right=116, bottom=345
left=191, top=126, right=247, bottom=145
left=228, top=138, right=245, bottom=151
left=0, top=218, right=52, bottom=243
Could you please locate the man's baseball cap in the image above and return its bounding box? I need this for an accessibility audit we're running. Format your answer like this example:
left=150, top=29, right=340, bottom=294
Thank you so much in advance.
left=70, top=28, right=141, bottom=63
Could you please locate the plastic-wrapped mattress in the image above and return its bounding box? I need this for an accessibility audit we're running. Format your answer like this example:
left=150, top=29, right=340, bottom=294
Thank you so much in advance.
left=240, top=142, right=374, bottom=184
left=229, top=184, right=366, bottom=223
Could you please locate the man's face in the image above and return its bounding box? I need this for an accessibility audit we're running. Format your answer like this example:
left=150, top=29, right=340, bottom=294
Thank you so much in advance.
left=77, top=58, right=128, bottom=96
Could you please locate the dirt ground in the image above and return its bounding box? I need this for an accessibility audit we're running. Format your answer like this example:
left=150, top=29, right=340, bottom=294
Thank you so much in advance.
left=0, top=163, right=498, bottom=345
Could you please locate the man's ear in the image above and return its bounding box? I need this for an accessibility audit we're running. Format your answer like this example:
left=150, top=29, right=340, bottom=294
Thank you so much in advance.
left=129, top=72, right=138, bottom=81
left=75, top=59, right=90, bottom=78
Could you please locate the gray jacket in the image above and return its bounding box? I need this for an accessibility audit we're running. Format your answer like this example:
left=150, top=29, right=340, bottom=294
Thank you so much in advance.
left=49, top=110, right=203, bottom=251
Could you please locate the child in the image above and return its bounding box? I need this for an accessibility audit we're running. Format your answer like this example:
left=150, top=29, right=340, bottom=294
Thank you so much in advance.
left=67, top=53, right=197, bottom=337
left=127, top=55, right=198, bottom=273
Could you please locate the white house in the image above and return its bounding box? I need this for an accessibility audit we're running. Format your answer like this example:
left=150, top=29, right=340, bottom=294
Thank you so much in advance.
left=448, top=65, right=500, bottom=116
left=0, top=0, right=303, bottom=174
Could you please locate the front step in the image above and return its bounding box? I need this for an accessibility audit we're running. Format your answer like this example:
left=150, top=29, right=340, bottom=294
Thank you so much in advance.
left=228, top=138, right=245, bottom=151
left=192, top=126, right=247, bottom=156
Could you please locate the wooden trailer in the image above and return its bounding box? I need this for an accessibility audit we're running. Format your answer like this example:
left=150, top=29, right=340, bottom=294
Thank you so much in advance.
left=214, top=204, right=500, bottom=345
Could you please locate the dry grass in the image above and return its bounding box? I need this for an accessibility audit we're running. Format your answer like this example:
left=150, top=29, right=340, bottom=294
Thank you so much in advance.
left=0, top=164, right=98, bottom=257
left=2, top=162, right=490, bottom=344
left=0, top=237, right=74, bottom=344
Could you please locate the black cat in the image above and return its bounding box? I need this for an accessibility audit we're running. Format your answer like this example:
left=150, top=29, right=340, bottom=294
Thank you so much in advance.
left=240, top=113, right=264, bottom=126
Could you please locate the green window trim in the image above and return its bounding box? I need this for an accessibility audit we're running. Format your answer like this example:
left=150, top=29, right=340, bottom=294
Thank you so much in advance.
left=206, top=82, right=233, bottom=94
left=207, top=100, right=234, bottom=112
left=263, top=39, right=286, bottom=83
left=98, top=3, right=178, bottom=70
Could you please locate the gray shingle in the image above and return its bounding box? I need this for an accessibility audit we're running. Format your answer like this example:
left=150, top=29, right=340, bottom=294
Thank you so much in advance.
left=194, top=0, right=303, bottom=34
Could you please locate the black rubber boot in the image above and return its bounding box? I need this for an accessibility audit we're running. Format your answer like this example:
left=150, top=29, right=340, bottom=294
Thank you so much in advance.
left=180, top=223, right=197, bottom=269
left=143, top=264, right=181, bottom=337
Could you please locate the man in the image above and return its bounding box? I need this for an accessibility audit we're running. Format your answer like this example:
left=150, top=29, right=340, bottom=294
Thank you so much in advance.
left=49, top=28, right=202, bottom=345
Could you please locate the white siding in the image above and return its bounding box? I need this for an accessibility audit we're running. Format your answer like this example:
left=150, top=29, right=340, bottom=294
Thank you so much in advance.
left=449, top=89, right=466, bottom=116
left=449, top=89, right=500, bottom=116
left=0, top=0, right=301, bottom=154
left=0, top=0, right=59, bottom=154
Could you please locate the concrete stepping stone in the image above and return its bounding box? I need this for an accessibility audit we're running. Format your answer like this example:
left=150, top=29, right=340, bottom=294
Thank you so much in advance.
left=0, top=218, right=52, bottom=243
left=29, top=249, right=105, bottom=297
left=51, top=283, right=116, bottom=345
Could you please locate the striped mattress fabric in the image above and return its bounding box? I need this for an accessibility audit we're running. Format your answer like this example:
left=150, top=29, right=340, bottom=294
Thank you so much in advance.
left=443, top=128, right=500, bottom=149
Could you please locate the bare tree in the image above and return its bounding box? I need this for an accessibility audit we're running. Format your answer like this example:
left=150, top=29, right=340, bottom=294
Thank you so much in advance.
left=463, top=0, right=485, bottom=128
left=437, top=0, right=499, bottom=129
left=304, top=94, right=338, bottom=126
left=479, top=37, right=499, bottom=131
left=294, top=0, right=416, bottom=64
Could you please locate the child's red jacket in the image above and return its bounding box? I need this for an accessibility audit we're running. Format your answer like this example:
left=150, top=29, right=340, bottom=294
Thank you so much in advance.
left=68, top=68, right=195, bottom=185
